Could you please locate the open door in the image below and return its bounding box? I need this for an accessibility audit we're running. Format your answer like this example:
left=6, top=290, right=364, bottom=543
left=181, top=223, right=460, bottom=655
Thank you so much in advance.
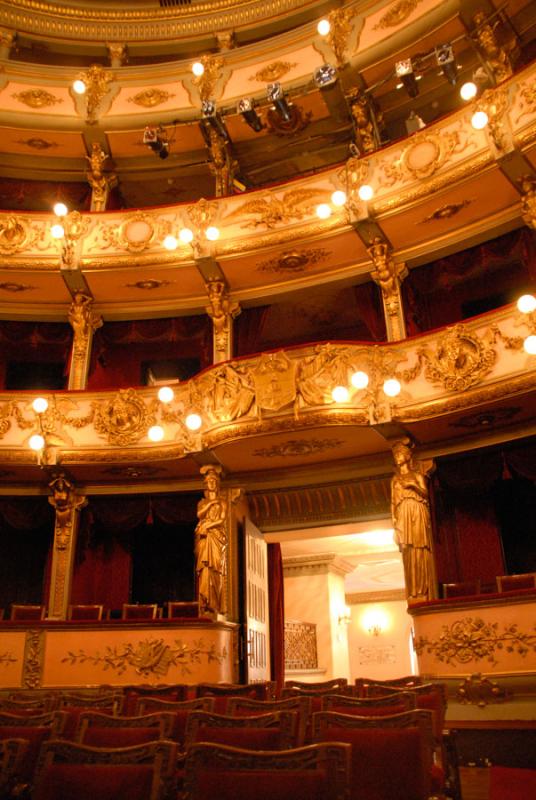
left=244, top=517, right=270, bottom=682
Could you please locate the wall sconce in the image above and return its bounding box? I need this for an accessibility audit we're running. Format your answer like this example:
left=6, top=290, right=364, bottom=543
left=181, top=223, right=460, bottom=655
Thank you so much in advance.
left=338, top=606, right=351, bottom=626
left=361, top=608, right=389, bottom=637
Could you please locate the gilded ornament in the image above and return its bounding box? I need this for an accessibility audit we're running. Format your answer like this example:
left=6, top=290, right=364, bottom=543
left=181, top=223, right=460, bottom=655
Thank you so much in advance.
left=192, top=54, right=224, bottom=102
left=193, top=363, right=255, bottom=423
left=0, top=216, right=31, bottom=254
left=92, top=388, right=157, bottom=445
left=450, top=407, right=520, bottom=429
left=326, top=7, right=355, bottom=66
left=475, top=88, right=511, bottom=153
left=414, top=616, right=536, bottom=666
left=515, top=80, right=536, bottom=124
left=379, top=128, right=469, bottom=187
left=62, top=637, right=226, bottom=677
left=420, top=200, right=473, bottom=223
left=22, top=629, right=44, bottom=689
left=296, top=343, right=354, bottom=408
left=519, top=174, right=536, bottom=230
left=457, top=673, right=508, bottom=707
left=472, top=11, right=513, bottom=84
left=206, top=125, right=237, bottom=197
left=367, top=237, right=407, bottom=318
left=12, top=88, right=62, bottom=108
left=16, top=137, right=58, bottom=150
left=373, top=0, right=423, bottom=30
left=418, top=324, right=498, bottom=392
left=195, top=464, right=228, bottom=616
left=187, top=197, right=219, bottom=231
left=249, top=61, right=297, bottom=83
left=265, top=103, right=312, bottom=137
left=126, top=279, right=171, bottom=290
left=257, top=248, right=330, bottom=273
left=76, top=64, right=114, bottom=121
left=253, top=438, right=343, bottom=458
left=253, top=352, right=296, bottom=412
left=227, top=188, right=325, bottom=229
left=128, top=88, right=175, bottom=108
left=99, top=210, right=160, bottom=253
left=206, top=279, right=240, bottom=357
left=348, top=90, right=377, bottom=154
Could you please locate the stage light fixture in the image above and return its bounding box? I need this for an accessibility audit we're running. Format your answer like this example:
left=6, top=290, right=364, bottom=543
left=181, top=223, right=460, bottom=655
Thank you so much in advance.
left=201, top=100, right=229, bottom=142
left=53, top=202, right=68, bottom=217
left=435, top=43, right=457, bottom=86
left=460, top=81, right=477, bottom=101
left=317, top=19, right=330, bottom=36
left=143, top=126, right=169, bottom=159
left=313, top=63, right=338, bottom=89
left=237, top=98, right=263, bottom=132
left=267, top=82, right=293, bottom=123
left=395, top=59, right=419, bottom=98
left=72, top=79, right=86, bottom=95
left=192, top=61, right=204, bottom=77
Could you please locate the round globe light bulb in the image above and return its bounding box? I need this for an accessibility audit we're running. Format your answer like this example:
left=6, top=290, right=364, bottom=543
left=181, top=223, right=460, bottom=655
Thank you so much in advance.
left=358, top=184, right=374, bottom=201
left=523, top=335, right=536, bottom=355
left=179, top=227, right=194, bottom=243
left=185, top=413, right=202, bottom=431
left=72, top=79, right=86, bottom=95
left=471, top=110, right=488, bottom=129
left=332, top=385, right=349, bottom=403
left=163, top=234, right=178, bottom=251
left=460, top=81, right=477, bottom=101
left=316, top=203, right=332, bottom=220
left=192, top=61, right=205, bottom=77
left=53, top=202, right=68, bottom=218
left=205, top=226, right=220, bottom=241
left=158, top=386, right=175, bottom=403
left=517, top=294, right=536, bottom=314
left=331, top=190, right=347, bottom=206
left=32, top=397, right=48, bottom=414
left=383, top=378, right=401, bottom=397
left=29, top=434, right=45, bottom=451
left=51, top=223, right=65, bottom=239
left=351, top=371, right=369, bottom=390
left=148, top=425, right=165, bottom=442
left=317, top=19, right=331, bottom=36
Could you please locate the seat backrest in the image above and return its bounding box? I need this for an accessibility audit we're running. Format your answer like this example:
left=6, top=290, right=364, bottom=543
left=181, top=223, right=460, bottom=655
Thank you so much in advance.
left=183, top=741, right=351, bottom=800
left=167, top=601, right=199, bottom=618
left=184, top=710, right=299, bottom=750
left=322, top=691, right=416, bottom=715
left=135, top=697, right=215, bottom=746
left=33, top=739, right=177, bottom=800
left=196, top=683, right=268, bottom=714
left=0, top=738, right=29, bottom=797
left=227, top=696, right=312, bottom=746
left=76, top=711, right=175, bottom=745
left=68, top=604, right=104, bottom=621
left=284, top=678, right=348, bottom=693
left=496, top=573, right=536, bottom=592
left=123, top=684, right=188, bottom=715
left=10, top=604, right=45, bottom=621
left=122, top=603, right=159, bottom=620
left=0, top=713, right=68, bottom=782
left=442, top=580, right=481, bottom=598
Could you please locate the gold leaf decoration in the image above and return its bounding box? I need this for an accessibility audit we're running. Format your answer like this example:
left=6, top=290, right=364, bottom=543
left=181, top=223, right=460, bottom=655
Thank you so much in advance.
left=227, top=188, right=326, bottom=229
left=193, top=54, right=224, bottom=101
left=257, top=248, right=331, bottom=273
left=92, top=388, right=156, bottom=446
left=253, top=438, right=344, bottom=458
left=249, top=61, right=298, bottom=83
left=12, top=89, right=63, bottom=109
left=420, top=200, right=473, bottom=223
left=128, top=88, right=175, bottom=108
left=374, top=0, right=423, bottom=30
left=418, top=324, right=497, bottom=392
left=16, top=137, right=58, bottom=150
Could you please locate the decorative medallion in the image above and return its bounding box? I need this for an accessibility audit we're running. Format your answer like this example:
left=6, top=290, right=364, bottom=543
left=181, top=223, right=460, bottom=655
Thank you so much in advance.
left=457, top=673, right=508, bottom=707
left=16, top=137, right=58, bottom=150
left=265, top=103, right=312, bottom=136
left=62, top=637, right=226, bottom=678
left=228, top=188, right=325, bottom=229
left=253, top=438, right=344, bottom=458
left=418, top=324, right=497, bottom=392
left=450, top=407, right=521, bottom=429
left=128, top=88, right=175, bottom=108
left=249, top=61, right=297, bottom=83
left=99, top=210, right=160, bottom=253
left=22, top=629, right=44, bottom=689
left=413, top=616, right=536, bottom=666
left=0, top=216, right=31, bottom=254
left=257, top=248, right=331, bottom=273
left=253, top=352, right=296, bottom=412
left=187, top=197, right=219, bottom=231
left=420, top=200, right=473, bottom=223
left=103, top=465, right=162, bottom=478
left=374, top=0, right=423, bottom=30
left=12, top=88, right=63, bottom=108
left=0, top=282, right=35, bottom=292
left=92, top=388, right=156, bottom=446
left=379, top=129, right=468, bottom=187
left=125, top=279, right=172, bottom=290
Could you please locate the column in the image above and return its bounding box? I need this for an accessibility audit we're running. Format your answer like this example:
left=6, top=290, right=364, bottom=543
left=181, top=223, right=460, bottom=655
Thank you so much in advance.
left=67, top=293, right=103, bottom=389
left=86, top=143, right=117, bottom=212
left=47, top=476, right=87, bottom=619
left=194, top=465, right=228, bottom=618
left=367, top=237, right=407, bottom=341
left=0, top=28, right=15, bottom=60
left=205, top=279, right=240, bottom=363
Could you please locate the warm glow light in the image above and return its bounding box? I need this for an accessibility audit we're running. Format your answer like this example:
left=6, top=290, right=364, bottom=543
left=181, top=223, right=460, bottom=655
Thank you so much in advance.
left=524, top=335, right=536, bottom=355
left=158, top=386, right=175, bottom=403
left=72, top=79, right=86, bottom=95
left=358, top=184, right=374, bottom=201
left=163, top=234, right=178, bottom=251
left=331, top=190, right=347, bottom=206
left=32, top=397, right=48, bottom=414
left=359, top=529, right=395, bottom=547
left=29, top=434, right=45, bottom=451
left=317, top=19, right=331, bottom=36
left=517, top=294, right=536, bottom=314
left=316, top=203, right=332, bottom=220
left=192, top=61, right=205, bottom=77
left=338, top=605, right=351, bottom=626
left=185, top=413, right=202, bottom=431
left=351, top=371, right=369, bottom=390
left=331, top=385, right=349, bottom=403
left=383, top=378, right=401, bottom=397
left=361, top=607, right=389, bottom=636
left=179, top=227, right=194, bottom=244
left=51, top=224, right=65, bottom=239
left=205, top=226, right=220, bottom=241
left=53, top=202, right=68, bottom=217
left=460, top=81, right=477, bottom=101
left=148, top=425, right=164, bottom=442
left=471, top=110, right=488, bottom=129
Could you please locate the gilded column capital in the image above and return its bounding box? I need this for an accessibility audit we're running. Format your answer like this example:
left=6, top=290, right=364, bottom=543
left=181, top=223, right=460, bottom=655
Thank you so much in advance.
left=48, top=474, right=87, bottom=619
left=205, top=278, right=240, bottom=362
left=107, top=42, right=127, bottom=67
left=472, top=11, right=513, bottom=85
left=520, top=175, right=536, bottom=230
left=367, top=237, right=407, bottom=340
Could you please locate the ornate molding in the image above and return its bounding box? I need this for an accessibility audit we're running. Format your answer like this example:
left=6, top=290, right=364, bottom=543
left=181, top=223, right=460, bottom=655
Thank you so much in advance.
left=373, top=0, right=424, bottom=30
left=283, top=554, right=355, bottom=578
left=22, top=629, right=44, bottom=689
left=418, top=324, right=498, bottom=392
left=249, top=61, right=297, bottom=83
left=12, top=88, right=62, bottom=108
left=128, top=88, right=175, bottom=108
left=457, top=673, right=508, bottom=707
left=93, top=388, right=157, bottom=446
left=227, top=188, right=325, bottom=229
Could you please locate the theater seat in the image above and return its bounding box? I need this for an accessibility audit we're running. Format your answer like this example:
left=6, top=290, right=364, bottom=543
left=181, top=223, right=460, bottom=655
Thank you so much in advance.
left=489, top=766, right=536, bottom=800
left=68, top=604, right=104, bottom=621
left=122, top=603, right=159, bottom=620
left=10, top=604, right=45, bottom=621
left=496, top=573, right=536, bottom=592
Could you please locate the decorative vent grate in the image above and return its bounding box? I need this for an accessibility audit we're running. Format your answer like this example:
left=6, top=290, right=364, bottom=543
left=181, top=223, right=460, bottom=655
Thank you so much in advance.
left=159, top=0, right=192, bottom=7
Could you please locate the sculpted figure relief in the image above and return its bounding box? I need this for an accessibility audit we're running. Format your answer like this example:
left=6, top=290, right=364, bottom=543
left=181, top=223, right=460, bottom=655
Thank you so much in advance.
left=195, top=465, right=227, bottom=616
left=391, top=439, right=437, bottom=603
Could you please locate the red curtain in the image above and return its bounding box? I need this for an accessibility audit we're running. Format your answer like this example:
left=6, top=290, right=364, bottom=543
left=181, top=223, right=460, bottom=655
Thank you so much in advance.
left=234, top=306, right=270, bottom=357
left=353, top=282, right=387, bottom=341
left=267, top=543, right=285, bottom=691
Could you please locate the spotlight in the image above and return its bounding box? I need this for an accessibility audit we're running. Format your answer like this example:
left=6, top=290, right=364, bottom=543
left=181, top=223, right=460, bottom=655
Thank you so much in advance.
left=267, top=82, right=292, bottom=123
left=317, top=19, right=330, bottom=36
left=143, top=126, right=169, bottom=159
left=201, top=99, right=229, bottom=142
left=72, top=79, right=86, bottom=95
left=460, top=81, right=477, bottom=101
left=237, top=98, right=263, bottom=132
left=313, top=64, right=338, bottom=89
left=53, top=202, right=68, bottom=217
left=517, top=294, right=536, bottom=314
left=435, top=43, right=457, bottom=86
left=395, top=59, right=419, bottom=98
left=158, top=386, right=175, bottom=403
left=471, top=110, right=488, bottom=129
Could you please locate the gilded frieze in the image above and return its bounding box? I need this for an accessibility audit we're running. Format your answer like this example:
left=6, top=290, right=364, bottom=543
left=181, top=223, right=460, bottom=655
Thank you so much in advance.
left=373, top=0, right=424, bottom=30
left=192, top=363, right=255, bottom=423
left=515, top=78, right=536, bottom=124
left=0, top=216, right=31, bottom=254
left=253, top=352, right=296, bottom=412
left=63, top=638, right=226, bottom=678
left=249, top=61, right=297, bottom=83
left=92, top=388, right=157, bottom=446
left=91, top=210, right=163, bottom=253
left=418, top=324, right=498, bottom=392
left=12, top=88, right=62, bottom=108
left=128, top=88, right=175, bottom=108
left=227, top=189, right=326, bottom=229
left=22, top=629, right=44, bottom=689
left=378, top=127, right=472, bottom=187
left=253, top=438, right=344, bottom=458
left=413, top=616, right=536, bottom=666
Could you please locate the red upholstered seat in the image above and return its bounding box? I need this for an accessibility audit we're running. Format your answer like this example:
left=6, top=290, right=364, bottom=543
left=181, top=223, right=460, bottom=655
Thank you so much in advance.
left=194, top=725, right=282, bottom=750
left=489, top=766, right=536, bottom=800
left=122, top=603, right=159, bottom=620
left=185, top=710, right=299, bottom=751
left=34, top=764, right=154, bottom=800
left=10, top=604, right=45, bottom=621
left=68, top=604, right=104, bottom=621
left=82, top=726, right=161, bottom=747
left=496, top=573, right=536, bottom=592
left=0, top=726, right=50, bottom=782
left=328, top=703, right=407, bottom=716
left=194, top=768, right=330, bottom=800
left=134, top=698, right=215, bottom=746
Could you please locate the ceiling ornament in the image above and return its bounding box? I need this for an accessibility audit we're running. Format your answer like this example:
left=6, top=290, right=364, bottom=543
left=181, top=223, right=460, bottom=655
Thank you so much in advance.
left=0, top=281, right=35, bottom=292
left=92, top=388, right=157, bottom=446
left=249, top=61, right=297, bottom=83
left=450, top=407, right=521, bottom=429
left=16, top=137, right=58, bottom=150
left=378, top=127, right=470, bottom=187
left=128, top=88, right=175, bottom=108
left=417, top=323, right=498, bottom=392
left=125, top=279, right=172, bottom=290
left=265, top=103, right=312, bottom=136
left=192, top=54, right=224, bottom=101
left=253, top=352, right=296, bottom=412
left=0, top=216, right=31, bottom=254
left=228, top=188, right=326, bottom=229
left=420, top=200, right=473, bottom=223
left=256, top=248, right=331, bottom=273
left=12, top=88, right=62, bottom=108
left=373, top=0, right=424, bottom=30
left=252, top=438, right=344, bottom=458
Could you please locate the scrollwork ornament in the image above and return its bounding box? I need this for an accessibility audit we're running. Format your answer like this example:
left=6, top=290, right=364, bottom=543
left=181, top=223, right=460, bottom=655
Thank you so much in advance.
left=373, top=0, right=423, bottom=30
left=128, top=88, right=175, bottom=108
left=227, top=188, right=325, bottom=229
left=93, top=388, right=157, bottom=445
left=76, top=64, right=114, bottom=122
left=326, top=7, right=355, bottom=66
left=249, top=61, right=297, bottom=83
left=475, top=88, right=511, bottom=153
left=192, top=54, right=224, bottom=101
left=418, top=324, right=498, bottom=392
left=22, top=629, right=44, bottom=689
left=12, top=88, right=62, bottom=109
left=457, top=673, right=508, bottom=707
left=0, top=216, right=31, bottom=254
